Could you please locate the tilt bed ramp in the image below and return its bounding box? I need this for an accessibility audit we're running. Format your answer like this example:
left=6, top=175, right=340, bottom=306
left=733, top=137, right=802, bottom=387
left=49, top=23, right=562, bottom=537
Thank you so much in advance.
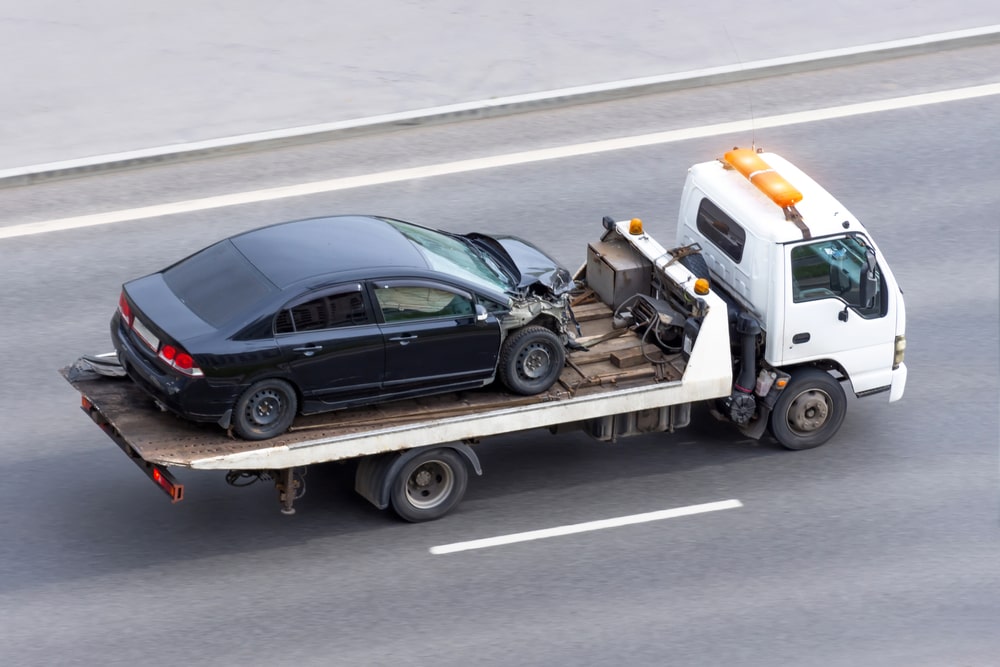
left=63, top=237, right=734, bottom=520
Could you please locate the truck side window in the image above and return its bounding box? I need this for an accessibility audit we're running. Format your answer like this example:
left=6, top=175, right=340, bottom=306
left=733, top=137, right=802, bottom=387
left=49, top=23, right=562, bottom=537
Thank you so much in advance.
left=696, top=198, right=746, bottom=262
left=790, top=238, right=884, bottom=318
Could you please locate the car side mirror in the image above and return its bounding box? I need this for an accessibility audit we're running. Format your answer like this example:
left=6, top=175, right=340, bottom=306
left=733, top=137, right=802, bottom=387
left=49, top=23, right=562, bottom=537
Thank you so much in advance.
left=475, top=303, right=489, bottom=324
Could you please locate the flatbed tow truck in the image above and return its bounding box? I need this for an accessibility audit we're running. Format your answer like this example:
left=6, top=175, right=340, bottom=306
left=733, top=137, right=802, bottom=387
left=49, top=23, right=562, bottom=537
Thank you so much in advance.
left=63, top=148, right=907, bottom=521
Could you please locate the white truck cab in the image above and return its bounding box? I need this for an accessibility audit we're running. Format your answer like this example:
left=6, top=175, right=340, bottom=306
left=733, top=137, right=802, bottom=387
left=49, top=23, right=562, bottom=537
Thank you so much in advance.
left=675, top=148, right=907, bottom=445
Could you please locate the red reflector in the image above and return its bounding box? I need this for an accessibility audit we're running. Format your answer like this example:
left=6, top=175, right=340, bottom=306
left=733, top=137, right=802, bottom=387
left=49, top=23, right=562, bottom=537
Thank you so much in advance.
left=161, top=345, right=176, bottom=360
left=175, top=353, right=194, bottom=370
left=81, top=396, right=93, bottom=411
left=151, top=467, right=183, bottom=502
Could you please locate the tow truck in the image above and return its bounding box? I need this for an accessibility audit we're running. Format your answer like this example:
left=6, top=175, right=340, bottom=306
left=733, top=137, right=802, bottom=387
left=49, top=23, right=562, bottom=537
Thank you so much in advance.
left=63, top=147, right=907, bottom=521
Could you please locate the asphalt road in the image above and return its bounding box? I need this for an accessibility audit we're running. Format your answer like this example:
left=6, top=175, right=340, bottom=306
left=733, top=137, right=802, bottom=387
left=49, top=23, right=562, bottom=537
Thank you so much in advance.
left=0, top=44, right=998, bottom=666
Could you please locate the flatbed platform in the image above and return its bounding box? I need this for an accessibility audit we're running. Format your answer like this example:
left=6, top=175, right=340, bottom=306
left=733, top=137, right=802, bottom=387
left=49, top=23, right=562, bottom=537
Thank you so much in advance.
left=64, top=301, right=692, bottom=471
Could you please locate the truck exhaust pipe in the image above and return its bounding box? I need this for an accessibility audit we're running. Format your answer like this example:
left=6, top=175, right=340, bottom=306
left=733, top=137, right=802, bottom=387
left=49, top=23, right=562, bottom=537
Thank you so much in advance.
left=725, top=313, right=761, bottom=425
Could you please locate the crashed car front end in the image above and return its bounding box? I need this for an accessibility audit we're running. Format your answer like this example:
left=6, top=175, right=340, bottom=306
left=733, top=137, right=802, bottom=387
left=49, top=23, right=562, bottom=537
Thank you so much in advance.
left=467, top=233, right=576, bottom=343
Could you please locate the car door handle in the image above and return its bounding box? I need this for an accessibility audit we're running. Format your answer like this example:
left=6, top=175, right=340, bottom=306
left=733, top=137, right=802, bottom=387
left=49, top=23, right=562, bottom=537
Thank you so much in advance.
left=293, top=345, right=323, bottom=356
left=389, top=334, right=418, bottom=345
left=792, top=333, right=810, bottom=344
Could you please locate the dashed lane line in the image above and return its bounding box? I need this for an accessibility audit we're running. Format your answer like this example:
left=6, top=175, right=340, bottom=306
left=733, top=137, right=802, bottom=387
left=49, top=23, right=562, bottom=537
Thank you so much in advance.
left=429, top=499, right=743, bottom=555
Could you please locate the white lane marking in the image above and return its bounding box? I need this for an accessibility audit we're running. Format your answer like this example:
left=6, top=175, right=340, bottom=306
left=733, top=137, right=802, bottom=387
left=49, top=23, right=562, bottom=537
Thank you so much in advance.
left=428, top=499, right=743, bottom=555
left=3, top=83, right=999, bottom=241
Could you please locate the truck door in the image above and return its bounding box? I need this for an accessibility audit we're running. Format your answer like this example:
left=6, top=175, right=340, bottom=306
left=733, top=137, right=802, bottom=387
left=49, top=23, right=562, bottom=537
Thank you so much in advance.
left=779, top=235, right=896, bottom=394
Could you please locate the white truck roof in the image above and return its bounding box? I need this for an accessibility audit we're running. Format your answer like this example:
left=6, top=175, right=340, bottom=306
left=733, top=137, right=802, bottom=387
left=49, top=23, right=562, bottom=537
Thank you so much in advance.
left=688, top=152, right=863, bottom=243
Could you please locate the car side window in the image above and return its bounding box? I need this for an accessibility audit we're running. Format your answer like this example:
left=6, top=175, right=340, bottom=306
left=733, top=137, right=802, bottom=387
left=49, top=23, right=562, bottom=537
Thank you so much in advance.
left=275, top=286, right=369, bottom=334
left=373, top=283, right=474, bottom=323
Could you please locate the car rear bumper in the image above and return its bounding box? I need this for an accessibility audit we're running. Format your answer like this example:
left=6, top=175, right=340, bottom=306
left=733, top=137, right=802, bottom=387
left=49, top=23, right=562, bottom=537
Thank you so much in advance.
left=110, top=312, right=239, bottom=423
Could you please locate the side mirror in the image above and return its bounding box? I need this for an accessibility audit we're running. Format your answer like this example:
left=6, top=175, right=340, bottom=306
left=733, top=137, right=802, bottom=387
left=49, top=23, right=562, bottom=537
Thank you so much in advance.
left=475, top=303, right=489, bottom=324
left=858, top=248, right=878, bottom=309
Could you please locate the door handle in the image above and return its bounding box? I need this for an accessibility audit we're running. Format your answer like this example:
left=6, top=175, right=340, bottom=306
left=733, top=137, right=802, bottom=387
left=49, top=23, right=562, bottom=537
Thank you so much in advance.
left=389, top=334, right=417, bottom=345
left=293, top=345, right=323, bottom=357
left=792, top=333, right=810, bottom=344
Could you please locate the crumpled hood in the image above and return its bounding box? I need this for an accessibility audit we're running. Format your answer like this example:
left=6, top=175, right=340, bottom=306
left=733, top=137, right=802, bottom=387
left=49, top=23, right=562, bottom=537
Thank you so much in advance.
left=466, top=233, right=573, bottom=296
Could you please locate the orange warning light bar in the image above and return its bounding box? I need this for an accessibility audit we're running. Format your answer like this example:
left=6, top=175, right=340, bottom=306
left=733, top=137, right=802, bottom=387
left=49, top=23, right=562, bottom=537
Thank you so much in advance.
left=724, top=148, right=803, bottom=209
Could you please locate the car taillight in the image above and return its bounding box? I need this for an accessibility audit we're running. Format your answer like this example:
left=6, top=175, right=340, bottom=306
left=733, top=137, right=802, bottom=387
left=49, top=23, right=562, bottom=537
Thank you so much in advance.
left=118, top=291, right=133, bottom=325
left=158, top=344, right=204, bottom=377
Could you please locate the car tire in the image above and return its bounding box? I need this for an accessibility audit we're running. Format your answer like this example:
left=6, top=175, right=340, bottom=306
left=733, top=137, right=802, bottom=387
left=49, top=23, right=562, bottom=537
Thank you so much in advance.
left=769, top=368, right=847, bottom=450
left=390, top=448, right=469, bottom=522
left=498, top=325, right=565, bottom=395
left=233, top=379, right=298, bottom=440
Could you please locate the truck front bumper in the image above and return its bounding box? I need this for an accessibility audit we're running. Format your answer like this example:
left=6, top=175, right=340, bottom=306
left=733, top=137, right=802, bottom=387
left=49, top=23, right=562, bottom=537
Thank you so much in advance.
left=889, top=363, right=907, bottom=402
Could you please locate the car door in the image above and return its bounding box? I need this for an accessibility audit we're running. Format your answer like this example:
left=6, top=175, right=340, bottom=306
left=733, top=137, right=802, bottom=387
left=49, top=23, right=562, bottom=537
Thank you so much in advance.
left=371, top=279, right=501, bottom=391
left=779, top=235, right=897, bottom=394
left=273, top=283, right=385, bottom=399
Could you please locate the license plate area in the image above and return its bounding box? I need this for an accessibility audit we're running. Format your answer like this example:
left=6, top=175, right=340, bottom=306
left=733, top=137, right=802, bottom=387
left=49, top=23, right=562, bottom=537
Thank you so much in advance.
left=131, top=317, right=160, bottom=352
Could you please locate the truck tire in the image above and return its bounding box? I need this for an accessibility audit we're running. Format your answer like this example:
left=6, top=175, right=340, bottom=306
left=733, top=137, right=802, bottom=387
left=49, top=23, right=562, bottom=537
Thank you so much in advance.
left=498, top=326, right=565, bottom=395
left=232, top=379, right=298, bottom=440
left=769, top=368, right=846, bottom=450
left=390, top=448, right=468, bottom=522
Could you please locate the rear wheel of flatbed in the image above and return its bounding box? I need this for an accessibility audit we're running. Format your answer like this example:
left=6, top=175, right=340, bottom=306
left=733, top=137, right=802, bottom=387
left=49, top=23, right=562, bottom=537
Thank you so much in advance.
left=390, top=448, right=469, bottom=522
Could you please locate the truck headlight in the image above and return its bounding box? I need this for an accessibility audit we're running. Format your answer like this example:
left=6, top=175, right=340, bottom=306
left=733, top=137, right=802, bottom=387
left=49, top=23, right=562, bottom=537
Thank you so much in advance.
left=893, top=335, right=906, bottom=370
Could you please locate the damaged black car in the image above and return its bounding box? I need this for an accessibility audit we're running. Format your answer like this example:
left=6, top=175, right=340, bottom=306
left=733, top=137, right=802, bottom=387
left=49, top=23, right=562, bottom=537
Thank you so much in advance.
left=111, top=215, right=574, bottom=440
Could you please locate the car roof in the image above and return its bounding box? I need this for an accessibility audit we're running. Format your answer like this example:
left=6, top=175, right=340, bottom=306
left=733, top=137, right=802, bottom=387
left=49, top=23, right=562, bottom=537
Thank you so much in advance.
left=229, top=215, right=429, bottom=288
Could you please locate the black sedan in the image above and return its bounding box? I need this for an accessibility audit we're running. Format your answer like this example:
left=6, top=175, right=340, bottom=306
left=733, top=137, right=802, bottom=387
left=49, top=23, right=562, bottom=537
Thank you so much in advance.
left=112, top=215, right=574, bottom=440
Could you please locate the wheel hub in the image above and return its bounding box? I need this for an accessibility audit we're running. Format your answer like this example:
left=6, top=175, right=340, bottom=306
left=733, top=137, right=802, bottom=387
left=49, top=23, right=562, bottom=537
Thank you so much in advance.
left=406, top=461, right=453, bottom=509
left=787, top=389, right=830, bottom=433
left=247, top=389, right=282, bottom=426
left=521, top=346, right=551, bottom=379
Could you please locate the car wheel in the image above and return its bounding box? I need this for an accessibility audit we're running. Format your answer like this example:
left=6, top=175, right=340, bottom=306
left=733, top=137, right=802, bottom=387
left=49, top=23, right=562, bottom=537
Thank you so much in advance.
left=769, top=368, right=847, bottom=450
left=233, top=379, right=298, bottom=440
left=390, top=448, right=469, bottom=522
left=498, top=325, right=565, bottom=395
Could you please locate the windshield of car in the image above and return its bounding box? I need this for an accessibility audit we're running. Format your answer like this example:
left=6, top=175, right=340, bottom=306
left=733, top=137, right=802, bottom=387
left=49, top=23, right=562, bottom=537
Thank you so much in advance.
left=382, top=219, right=513, bottom=294
left=163, top=240, right=277, bottom=328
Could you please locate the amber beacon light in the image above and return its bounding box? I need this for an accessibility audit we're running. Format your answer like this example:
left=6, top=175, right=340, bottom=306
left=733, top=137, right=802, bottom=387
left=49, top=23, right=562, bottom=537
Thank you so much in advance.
left=723, top=148, right=803, bottom=209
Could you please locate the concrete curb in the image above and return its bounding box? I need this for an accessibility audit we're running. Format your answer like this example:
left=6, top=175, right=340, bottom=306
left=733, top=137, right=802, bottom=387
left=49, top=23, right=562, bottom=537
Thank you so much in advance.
left=3, top=24, right=999, bottom=189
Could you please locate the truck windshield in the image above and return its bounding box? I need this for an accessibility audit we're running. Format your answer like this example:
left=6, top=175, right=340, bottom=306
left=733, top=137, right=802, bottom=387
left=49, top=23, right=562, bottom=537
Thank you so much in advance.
left=790, top=236, right=883, bottom=318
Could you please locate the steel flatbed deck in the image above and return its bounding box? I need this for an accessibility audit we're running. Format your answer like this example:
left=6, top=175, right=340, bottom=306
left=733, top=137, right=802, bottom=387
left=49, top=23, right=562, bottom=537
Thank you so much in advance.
left=62, top=291, right=733, bottom=512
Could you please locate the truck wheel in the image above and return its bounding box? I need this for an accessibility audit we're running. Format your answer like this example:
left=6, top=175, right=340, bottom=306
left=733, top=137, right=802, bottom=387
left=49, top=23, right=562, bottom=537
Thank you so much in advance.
left=390, top=448, right=468, bottom=522
left=498, top=326, right=565, bottom=395
left=233, top=379, right=298, bottom=440
left=770, top=368, right=846, bottom=450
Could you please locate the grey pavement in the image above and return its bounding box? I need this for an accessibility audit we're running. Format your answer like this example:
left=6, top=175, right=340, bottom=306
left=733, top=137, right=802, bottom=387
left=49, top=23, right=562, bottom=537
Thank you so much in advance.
left=2, top=0, right=1000, bottom=171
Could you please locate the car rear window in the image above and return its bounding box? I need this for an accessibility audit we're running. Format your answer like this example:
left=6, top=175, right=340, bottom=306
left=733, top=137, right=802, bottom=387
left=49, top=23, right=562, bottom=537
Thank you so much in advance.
left=163, top=240, right=276, bottom=328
